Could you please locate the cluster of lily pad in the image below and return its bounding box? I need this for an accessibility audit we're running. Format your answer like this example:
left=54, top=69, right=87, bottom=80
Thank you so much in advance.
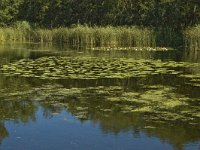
left=0, top=56, right=199, bottom=80
left=179, top=74, right=200, bottom=87
left=91, top=47, right=174, bottom=51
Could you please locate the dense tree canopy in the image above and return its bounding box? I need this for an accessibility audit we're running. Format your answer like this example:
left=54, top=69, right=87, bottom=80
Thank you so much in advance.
left=0, top=0, right=22, bottom=26
left=0, top=0, right=199, bottom=29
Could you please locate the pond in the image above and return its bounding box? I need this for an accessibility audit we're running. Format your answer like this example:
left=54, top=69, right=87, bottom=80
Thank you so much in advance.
left=0, top=43, right=199, bottom=150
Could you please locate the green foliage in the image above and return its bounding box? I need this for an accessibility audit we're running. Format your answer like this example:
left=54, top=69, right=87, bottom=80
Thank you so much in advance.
left=0, top=0, right=23, bottom=26
left=0, top=0, right=199, bottom=29
left=0, top=0, right=199, bottom=50
left=14, top=21, right=31, bottom=30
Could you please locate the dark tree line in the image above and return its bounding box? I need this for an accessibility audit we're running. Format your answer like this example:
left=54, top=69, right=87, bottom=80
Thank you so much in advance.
left=0, top=0, right=199, bottom=29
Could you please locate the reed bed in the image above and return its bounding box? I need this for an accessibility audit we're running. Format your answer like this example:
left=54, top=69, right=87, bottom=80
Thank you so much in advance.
left=184, top=25, right=200, bottom=51
left=0, top=28, right=27, bottom=43
left=0, top=25, right=182, bottom=49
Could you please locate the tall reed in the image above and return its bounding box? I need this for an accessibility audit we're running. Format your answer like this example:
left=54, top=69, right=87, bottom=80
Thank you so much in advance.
left=0, top=28, right=27, bottom=43
left=184, top=25, right=200, bottom=51
left=0, top=25, right=179, bottom=49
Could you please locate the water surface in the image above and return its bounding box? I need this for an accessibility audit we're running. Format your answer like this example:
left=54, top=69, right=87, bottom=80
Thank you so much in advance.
left=0, top=43, right=199, bottom=150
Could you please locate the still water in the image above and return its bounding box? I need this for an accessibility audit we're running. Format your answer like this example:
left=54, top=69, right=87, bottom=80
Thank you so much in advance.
left=0, top=43, right=199, bottom=150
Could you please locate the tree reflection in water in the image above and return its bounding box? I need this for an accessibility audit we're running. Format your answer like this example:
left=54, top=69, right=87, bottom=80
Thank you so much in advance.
left=0, top=75, right=199, bottom=150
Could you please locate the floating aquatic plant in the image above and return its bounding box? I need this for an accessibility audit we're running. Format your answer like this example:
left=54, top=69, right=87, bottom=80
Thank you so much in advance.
left=0, top=83, right=199, bottom=125
left=1, top=56, right=199, bottom=80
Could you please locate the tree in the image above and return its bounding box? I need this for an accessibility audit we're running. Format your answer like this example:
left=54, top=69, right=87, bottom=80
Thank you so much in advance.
left=0, top=0, right=22, bottom=26
left=18, top=0, right=50, bottom=26
left=0, top=0, right=199, bottom=28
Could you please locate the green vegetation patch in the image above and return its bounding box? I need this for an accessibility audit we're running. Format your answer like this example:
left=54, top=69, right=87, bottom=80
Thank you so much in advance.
left=1, top=56, right=199, bottom=80
left=41, top=85, right=200, bottom=124
left=179, top=74, right=200, bottom=87
left=1, top=83, right=199, bottom=125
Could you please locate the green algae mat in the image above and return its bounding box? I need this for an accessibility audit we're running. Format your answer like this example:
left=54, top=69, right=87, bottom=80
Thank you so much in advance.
left=1, top=84, right=199, bottom=126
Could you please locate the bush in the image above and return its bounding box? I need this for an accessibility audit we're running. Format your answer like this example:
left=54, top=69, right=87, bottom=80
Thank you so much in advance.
left=14, top=21, right=31, bottom=31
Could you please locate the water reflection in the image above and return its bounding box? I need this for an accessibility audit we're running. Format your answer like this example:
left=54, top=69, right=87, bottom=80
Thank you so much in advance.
left=0, top=75, right=199, bottom=149
left=0, top=43, right=199, bottom=150
left=0, top=123, right=8, bottom=144
left=183, top=49, right=200, bottom=63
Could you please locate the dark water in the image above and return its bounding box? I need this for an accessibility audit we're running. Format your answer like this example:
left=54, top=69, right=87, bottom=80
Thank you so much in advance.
left=0, top=43, right=199, bottom=150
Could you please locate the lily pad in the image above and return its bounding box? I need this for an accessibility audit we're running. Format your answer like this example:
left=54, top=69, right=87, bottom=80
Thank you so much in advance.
left=1, top=56, right=199, bottom=81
